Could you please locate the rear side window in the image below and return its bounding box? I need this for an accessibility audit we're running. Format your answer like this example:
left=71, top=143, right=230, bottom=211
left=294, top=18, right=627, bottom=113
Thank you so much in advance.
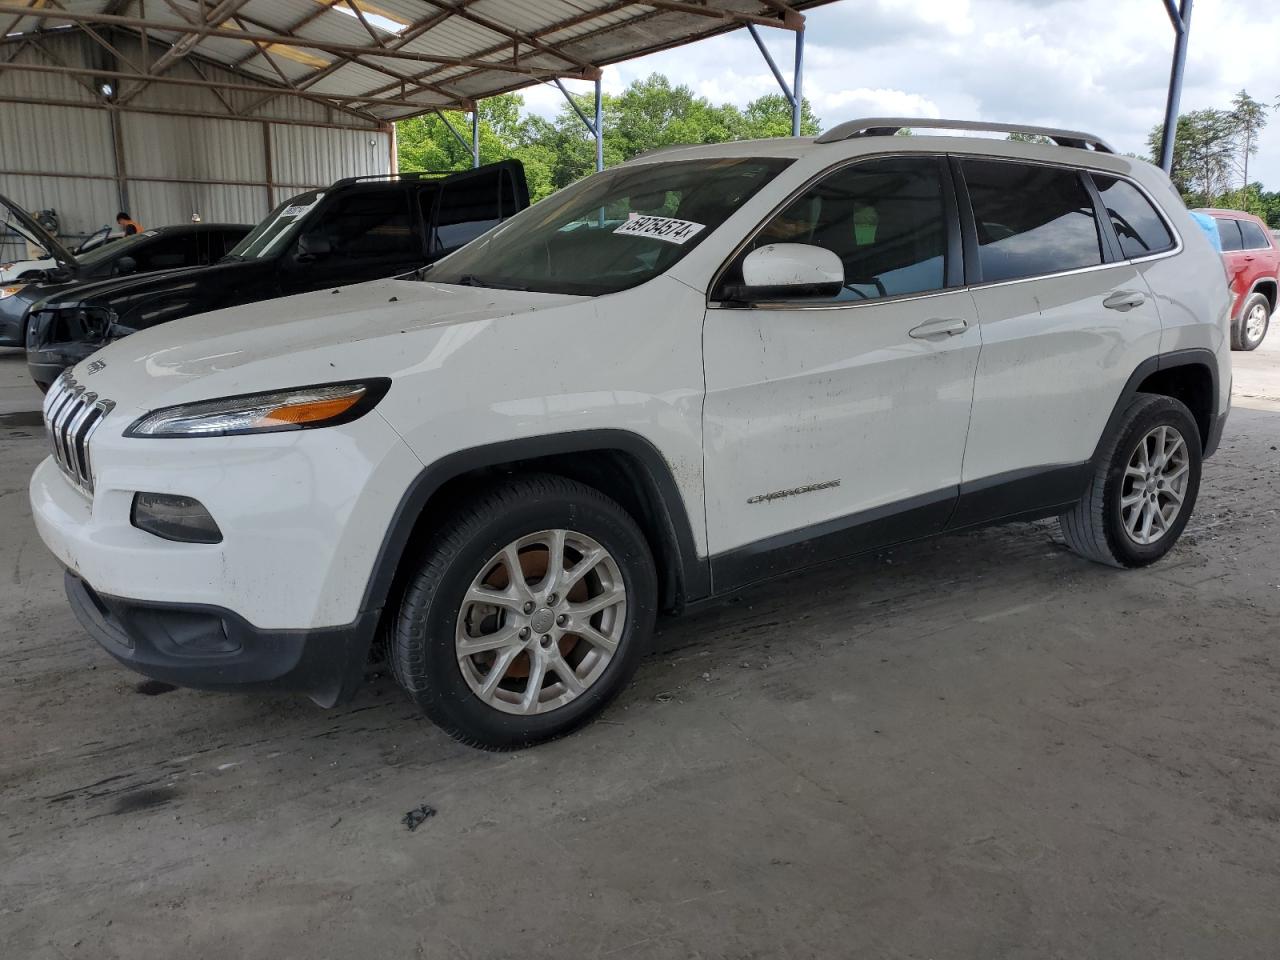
left=1215, top=218, right=1243, bottom=252
left=1239, top=219, right=1272, bottom=250
left=1091, top=175, right=1174, bottom=259
left=426, top=175, right=508, bottom=255
left=961, top=159, right=1103, bottom=283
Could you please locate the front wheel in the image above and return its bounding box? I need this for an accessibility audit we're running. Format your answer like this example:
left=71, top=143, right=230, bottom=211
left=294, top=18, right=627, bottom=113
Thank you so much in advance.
left=1233, top=293, right=1271, bottom=351
left=1059, top=393, right=1202, bottom=568
left=388, top=474, right=657, bottom=749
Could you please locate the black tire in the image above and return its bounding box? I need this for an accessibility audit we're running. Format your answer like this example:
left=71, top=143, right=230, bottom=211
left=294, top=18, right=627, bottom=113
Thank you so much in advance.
left=1232, top=292, right=1271, bottom=351
left=388, top=473, right=657, bottom=750
left=1059, top=393, right=1202, bottom=568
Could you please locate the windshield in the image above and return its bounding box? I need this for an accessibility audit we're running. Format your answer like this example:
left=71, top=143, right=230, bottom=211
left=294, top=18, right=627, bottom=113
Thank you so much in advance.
left=74, top=230, right=152, bottom=267
left=226, top=191, right=324, bottom=260
left=423, top=157, right=792, bottom=296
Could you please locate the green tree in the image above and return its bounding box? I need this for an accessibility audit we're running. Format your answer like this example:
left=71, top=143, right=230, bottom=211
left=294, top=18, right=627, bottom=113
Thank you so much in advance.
left=1230, top=89, right=1268, bottom=209
left=395, top=74, right=822, bottom=203
left=1147, top=109, right=1237, bottom=205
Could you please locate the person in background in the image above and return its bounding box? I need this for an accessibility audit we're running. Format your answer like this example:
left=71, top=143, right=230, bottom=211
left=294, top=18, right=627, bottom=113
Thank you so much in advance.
left=116, top=211, right=143, bottom=236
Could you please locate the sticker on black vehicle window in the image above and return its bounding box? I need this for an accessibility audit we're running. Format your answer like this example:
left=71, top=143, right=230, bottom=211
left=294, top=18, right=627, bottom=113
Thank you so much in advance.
left=613, top=215, right=705, bottom=245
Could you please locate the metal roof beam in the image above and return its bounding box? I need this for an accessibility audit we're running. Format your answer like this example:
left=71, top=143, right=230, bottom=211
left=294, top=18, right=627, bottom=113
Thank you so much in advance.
left=0, top=60, right=455, bottom=110
left=0, top=4, right=600, bottom=78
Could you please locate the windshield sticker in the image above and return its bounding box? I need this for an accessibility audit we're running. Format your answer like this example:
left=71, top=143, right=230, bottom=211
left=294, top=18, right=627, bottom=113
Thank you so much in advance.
left=613, top=215, right=705, bottom=245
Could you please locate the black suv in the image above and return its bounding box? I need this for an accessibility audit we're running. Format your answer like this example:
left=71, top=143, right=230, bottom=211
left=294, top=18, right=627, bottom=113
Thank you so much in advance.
left=25, top=161, right=529, bottom=390
left=1, top=201, right=249, bottom=349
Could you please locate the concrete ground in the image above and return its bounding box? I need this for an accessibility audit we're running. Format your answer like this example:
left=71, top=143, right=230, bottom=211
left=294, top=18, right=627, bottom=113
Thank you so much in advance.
left=2, top=328, right=1279, bottom=960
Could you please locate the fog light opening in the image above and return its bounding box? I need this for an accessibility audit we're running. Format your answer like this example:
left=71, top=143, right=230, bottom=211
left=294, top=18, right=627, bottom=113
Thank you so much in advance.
left=131, top=492, right=223, bottom=544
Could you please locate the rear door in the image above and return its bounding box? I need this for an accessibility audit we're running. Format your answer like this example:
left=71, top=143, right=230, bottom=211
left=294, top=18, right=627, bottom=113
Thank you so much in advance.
left=956, top=158, right=1164, bottom=518
left=702, top=155, right=980, bottom=587
left=1238, top=218, right=1280, bottom=290
left=1214, top=217, right=1248, bottom=303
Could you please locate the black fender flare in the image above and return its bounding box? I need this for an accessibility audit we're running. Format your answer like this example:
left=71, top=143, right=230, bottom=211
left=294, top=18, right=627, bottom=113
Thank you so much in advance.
left=358, top=429, right=711, bottom=620
left=1091, top=348, right=1223, bottom=464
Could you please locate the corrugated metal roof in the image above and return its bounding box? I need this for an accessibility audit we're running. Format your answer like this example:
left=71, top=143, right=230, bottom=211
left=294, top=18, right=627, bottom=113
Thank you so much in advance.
left=0, top=0, right=838, bottom=122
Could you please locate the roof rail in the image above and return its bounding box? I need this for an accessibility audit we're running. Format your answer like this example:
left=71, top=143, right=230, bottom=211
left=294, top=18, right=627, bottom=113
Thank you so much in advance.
left=814, top=117, right=1115, bottom=153
left=332, top=169, right=459, bottom=187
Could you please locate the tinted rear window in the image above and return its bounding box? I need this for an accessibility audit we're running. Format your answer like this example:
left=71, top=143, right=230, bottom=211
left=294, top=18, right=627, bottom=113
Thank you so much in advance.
left=1215, top=218, right=1243, bottom=252
left=1239, top=219, right=1271, bottom=250
left=1091, top=175, right=1174, bottom=259
left=962, top=160, right=1103, bottom=283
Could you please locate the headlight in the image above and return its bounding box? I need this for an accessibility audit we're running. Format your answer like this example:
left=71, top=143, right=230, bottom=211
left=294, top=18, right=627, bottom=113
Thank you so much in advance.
left=0, top=284, right=25, bottom=299
left=124, top=379, right=390, bottom=438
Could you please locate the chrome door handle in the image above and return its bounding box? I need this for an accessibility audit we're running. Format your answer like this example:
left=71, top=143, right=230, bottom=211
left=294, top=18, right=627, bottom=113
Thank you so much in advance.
left=908, top=317, right=968, bottom=340
left=1103, top=290, right=1146, bottom=312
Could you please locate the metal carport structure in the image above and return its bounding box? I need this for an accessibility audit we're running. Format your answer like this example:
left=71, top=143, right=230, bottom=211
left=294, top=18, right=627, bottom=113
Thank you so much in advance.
left=0, top=0, right=1194, bottom=237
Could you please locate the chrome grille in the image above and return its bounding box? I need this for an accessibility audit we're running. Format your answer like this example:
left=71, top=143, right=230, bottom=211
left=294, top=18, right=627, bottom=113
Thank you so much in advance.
left=42, top=373, right=115, bottom=495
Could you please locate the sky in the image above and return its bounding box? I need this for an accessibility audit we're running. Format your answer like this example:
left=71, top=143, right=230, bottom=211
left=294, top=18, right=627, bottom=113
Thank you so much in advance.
left=522, top=0, right=1280, bottom=187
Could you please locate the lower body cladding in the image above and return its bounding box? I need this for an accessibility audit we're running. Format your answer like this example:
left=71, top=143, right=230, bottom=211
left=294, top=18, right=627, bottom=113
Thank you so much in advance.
left=65, top=571, right=377, bottom=706
left=29, top=411, right=424, bottom=703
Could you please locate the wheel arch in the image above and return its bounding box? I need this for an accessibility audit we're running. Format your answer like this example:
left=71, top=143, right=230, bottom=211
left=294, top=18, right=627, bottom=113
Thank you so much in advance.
left=1247, top=277, right=1277, bottom=314
left=1094, top=350, right=1220, bottom=464
left=360, top=431, right=711, bottom=627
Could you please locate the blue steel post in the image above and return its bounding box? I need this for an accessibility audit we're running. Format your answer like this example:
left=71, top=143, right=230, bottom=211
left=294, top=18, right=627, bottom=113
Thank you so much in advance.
left=594, top=77, right=603, bottom=171
left=1159, top=0, right=1193, bottom=173
left=792, top=25, right=805, bottom=137
left=471, top=108, right=480, bottom=168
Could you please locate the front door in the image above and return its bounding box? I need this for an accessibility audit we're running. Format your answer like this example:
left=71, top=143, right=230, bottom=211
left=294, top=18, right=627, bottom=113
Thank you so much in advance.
left=280, top=186, right=420, bottom=294
left=702, top=155, right=981, bottom=590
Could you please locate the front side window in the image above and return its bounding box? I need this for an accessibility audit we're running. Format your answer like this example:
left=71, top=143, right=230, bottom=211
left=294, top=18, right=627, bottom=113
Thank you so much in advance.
left=1239, top=219, right=1272, bottom=250
left=306, top=190, right=414, bottom=262
left=962, top=159, right=1103, bottom=283
left=720, top=156, right=950, bottom=302
left=1091, top=175, right=1174, bottom=259
left=134, top=233, right=201, bottom=271
left=1214, top=218, right=1244, bottom=252
left=423, top=157, right=792, bottom=296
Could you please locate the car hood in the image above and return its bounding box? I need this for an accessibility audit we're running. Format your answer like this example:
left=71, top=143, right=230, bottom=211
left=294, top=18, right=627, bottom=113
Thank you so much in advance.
left=1, top=193, right=76, bottom=270
left=38, top=259, right=239, bottom=309
left=70, top=276, right=585, bottom=411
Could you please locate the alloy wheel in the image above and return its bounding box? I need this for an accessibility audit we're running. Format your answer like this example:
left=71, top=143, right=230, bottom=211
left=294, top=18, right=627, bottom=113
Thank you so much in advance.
left=1120, top=424, right=1190, bottom=546
left=1245, top=301, right=1269, bottom=344
left=455, top=529, right=627, bottom=715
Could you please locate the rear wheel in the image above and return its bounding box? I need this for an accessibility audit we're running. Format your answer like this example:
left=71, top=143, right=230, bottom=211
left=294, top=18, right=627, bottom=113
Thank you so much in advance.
left=1233, top=292, right=1271, bottom=351
left=1059, top=394, right=1201, bottom=568
left=389, top=474, right=657, bottom=749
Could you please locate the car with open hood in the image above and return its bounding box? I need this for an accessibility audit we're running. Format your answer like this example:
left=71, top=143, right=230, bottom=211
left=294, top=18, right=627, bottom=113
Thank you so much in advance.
left=30, top=120, right=1231, bottom=749
left=22, top=161, right=528, bottom=388
left=1, top=218, right=252, bottom=350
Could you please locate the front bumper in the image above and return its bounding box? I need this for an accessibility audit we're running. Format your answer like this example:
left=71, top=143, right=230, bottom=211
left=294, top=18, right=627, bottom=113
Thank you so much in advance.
left=0, top=299, right=26, bottom=347
left=26, top=343, right=94, bottom=390
left=66, top=571, right=377, bottom=705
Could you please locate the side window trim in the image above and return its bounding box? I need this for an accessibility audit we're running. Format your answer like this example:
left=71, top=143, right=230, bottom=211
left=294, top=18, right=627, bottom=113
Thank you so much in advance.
left=951, top=155, right=1177, bottom=288
left=1080, top=171, right=1125, bottom=264
left=1088, top=171, right=1180, bottom=261
left=948, top=155, right=981, bottom=286
left=708, top=152, right=963, bottom=308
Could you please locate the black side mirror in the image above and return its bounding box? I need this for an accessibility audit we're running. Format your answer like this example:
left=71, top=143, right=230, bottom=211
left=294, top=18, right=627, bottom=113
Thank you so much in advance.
left=296, top=234, right=332, bottom=262
left=114, top=256, right=137, bottom=276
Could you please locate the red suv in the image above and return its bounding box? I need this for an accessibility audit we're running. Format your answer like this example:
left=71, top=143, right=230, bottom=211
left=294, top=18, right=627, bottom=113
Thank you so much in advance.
left=1195, top=207, right=1279, bottom=350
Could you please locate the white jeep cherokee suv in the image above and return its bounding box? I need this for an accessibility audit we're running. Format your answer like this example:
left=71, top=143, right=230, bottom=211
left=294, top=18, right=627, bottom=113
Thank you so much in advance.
left=31, top=119, right=1231, bottom=749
